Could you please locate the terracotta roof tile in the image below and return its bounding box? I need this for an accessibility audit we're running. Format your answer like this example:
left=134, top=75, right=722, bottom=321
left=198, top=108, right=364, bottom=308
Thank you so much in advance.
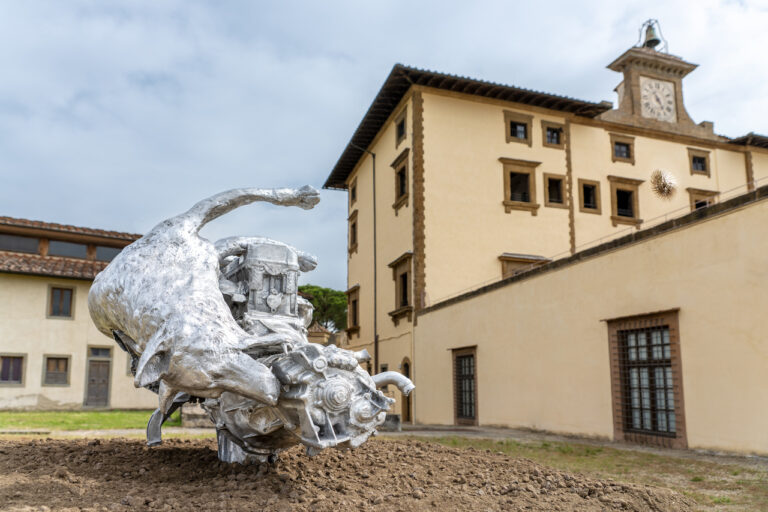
left=0, top=251, right=108, bottom=280
left=0, top=216, right=140, bottom=241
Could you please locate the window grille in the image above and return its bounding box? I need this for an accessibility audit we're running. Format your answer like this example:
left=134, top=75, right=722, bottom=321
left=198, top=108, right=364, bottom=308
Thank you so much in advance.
left=510, top=122, right=527, bottom=140
left=546, top=127, right=561, bottom=145
left=614, top=142, right=631, bottom=159
left=619, top=326, right=676, bottom=437
left=454, top=351, right=476, bottom=422
left=509, top=172, right=530, bottom=202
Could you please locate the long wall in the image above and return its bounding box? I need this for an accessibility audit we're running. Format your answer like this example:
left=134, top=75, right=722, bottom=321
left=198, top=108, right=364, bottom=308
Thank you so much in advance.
left=0, top=274, right=156, bottom=410
left=414, top=191, right=768, bottom=454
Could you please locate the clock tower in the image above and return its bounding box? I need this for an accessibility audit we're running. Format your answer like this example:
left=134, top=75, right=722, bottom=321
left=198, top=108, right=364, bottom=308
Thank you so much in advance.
left=599, top=24, right=720, bottom=141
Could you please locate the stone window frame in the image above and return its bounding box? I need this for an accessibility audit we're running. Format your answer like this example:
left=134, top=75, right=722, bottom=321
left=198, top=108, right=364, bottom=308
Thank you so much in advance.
left=687, top=147, right=711, bottom=177
left=387, top=252, right=413, bottom=326
left=499, top=157, right=541, bottom=215
left=42, top=354, right=71, bottom=387
left=349, top=177, right=357, bottom=207
left=347, top=210, right=358, bottom=255
left=452, top=346, right=478, bottom=426
left=608, top=175, right=644, bottom=228
left=47, top=284, right=75, bottom=320
left=503, top=110, right=533, bottom=147
left=0, top=353, right=26, bottom=387
left=394, top=107, right=407, bottom=148
left=391, top=148, right=410, bottom=214
left=344, top=285, right=360, bottom=338
left=498, top=252, right=551, bottom=279
left=578, top=178, right=602, bottom=215
left=605, top=309, right=687, bottom=449
left=541, top=120, right=565, bottom=149
left=686, top=188, right=718, bottom=211
left=610, top=133, right=636, bottom=165
left=543, top=172, right=567, bottom=209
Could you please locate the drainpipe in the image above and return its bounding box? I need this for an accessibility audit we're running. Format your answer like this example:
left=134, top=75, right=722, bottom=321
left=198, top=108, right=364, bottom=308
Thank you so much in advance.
left=350, top=143, right=378, bottom=372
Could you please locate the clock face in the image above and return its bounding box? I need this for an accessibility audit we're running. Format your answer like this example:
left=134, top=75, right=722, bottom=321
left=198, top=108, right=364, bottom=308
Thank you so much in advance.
left=640, top=77, right=676, bottom=123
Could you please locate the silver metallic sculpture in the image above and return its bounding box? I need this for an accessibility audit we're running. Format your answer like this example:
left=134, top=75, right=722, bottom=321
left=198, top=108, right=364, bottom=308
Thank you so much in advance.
left=88, top=187, right=413, bottom=463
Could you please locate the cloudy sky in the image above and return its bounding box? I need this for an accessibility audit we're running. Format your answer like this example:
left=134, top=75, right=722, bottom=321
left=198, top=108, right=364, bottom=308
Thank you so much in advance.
left=1, top=1, right=766, bottom=290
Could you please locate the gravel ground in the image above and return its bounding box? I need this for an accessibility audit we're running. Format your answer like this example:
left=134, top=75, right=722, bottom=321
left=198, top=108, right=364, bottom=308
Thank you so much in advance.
left=0, top=437, right=694, bottom=511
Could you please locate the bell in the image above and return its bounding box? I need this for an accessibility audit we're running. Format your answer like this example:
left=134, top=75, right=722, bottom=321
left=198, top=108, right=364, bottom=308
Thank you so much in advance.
left=643, top=24, right=661, bottom=49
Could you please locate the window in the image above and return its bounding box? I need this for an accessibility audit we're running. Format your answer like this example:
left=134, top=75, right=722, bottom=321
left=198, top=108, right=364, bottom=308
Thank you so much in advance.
left=686, top=188, right=718, bottom=211
left=498, top=252, right=551, bottom=278
left=0, top=355, right=24, bottom=385
left=616, top=190, right=634, bottom=217
left=607, top=310, right=686, bottom=448
left=49, top=287, right=74, bottom=318
left=687, top=148, right=711, bottom=177
left=345, top=285, right=360, bottom=337
left=543, top=173, right=566, bottom=209
left=610, top=133, right=635, bottom=165
left=95, top=246, right=121, bottom=262
left=48, top=240, right=88, bottom=259
left=388, top=252, right=413, bottom=325
left=541, top=121, right=565, bottom=149
left=578, top=178, right=602, bottom=214
left=453, top=347, right=477, bottom=426
left=43, top=356, right=70, bottom=386
left=500, top=157, right=541, bottom=215
left=391, top=148, right=410, bottom=213
left=349, top=178, right=357, bottom=206
left=348, top=210, right=358, bottom=254
left=394, top=108, right=407, bottom=147
left=90, top=347, right=111, bottom=358
left=608, top=175, right=643, bottom=227
left=503, top=111, right=533, bottom=147
left=0, top=234, right=38, bottom=253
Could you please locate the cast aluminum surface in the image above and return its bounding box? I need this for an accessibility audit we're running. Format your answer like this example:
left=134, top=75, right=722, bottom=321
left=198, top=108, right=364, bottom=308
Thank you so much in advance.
left=88, top=187, right=413, bottom=463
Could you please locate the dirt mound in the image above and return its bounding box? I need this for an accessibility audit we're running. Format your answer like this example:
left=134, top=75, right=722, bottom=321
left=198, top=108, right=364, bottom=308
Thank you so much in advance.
left=0, top=438, right=692, bottom=511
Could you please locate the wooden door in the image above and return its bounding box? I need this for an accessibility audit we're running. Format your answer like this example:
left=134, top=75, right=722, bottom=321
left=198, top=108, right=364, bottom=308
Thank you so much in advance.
left=86, top=360, right=110, bottom=407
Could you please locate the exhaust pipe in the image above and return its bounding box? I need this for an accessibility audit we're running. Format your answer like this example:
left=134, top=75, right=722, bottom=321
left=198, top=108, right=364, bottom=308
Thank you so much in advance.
left=372, top=371, right=414, bottom=396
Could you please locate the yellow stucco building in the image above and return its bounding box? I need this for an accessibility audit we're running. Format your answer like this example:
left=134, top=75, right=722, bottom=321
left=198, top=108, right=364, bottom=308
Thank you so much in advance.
left=324, top=40, right=768, bottom=453
left=0, top=217, right=156, bottom=410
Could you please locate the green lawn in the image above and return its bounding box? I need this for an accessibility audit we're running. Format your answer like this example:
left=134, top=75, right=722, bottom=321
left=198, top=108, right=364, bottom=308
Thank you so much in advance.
left=0, top=409, right=180, bottom=431
left=406, top=436, right=768, bottom=511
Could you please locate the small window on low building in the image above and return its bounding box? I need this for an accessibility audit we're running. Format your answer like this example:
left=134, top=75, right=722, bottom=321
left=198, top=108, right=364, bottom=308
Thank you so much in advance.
left=687, top=188, right=718, bottom=211
left=0, top=355, right=24, bottom=385
left=503, top=111, right=533, bottom=147
left=687, top=148, right=711, bottom=177
left=543, top=173, right=566, bottom=208
left=48, top=240, right=88, bottom=259
left=578, top=179, right=601, bottom=214
left=608, top=175, right=643, bottom=227
left=44, top=356, right=69, bottom=385
left=49, top=287, right=73, bottom=318
left=610, top=133, right=635, bottom=165
left=0, top=234, right=39, bottom=253
left=95, top=246, right=121, bottom=262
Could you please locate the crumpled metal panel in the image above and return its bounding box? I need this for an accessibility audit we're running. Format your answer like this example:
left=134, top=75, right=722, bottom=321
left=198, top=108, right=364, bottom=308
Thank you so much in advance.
left=88, top=186, right=413, bottom=463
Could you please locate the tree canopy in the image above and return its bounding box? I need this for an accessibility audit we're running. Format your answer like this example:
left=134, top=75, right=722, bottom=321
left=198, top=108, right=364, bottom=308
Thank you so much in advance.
left=298, top=284, right=347, bottom=332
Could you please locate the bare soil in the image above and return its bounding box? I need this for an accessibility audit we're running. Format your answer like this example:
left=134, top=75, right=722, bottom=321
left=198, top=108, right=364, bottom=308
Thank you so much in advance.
left=0, top=437, right=693, bottom=511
